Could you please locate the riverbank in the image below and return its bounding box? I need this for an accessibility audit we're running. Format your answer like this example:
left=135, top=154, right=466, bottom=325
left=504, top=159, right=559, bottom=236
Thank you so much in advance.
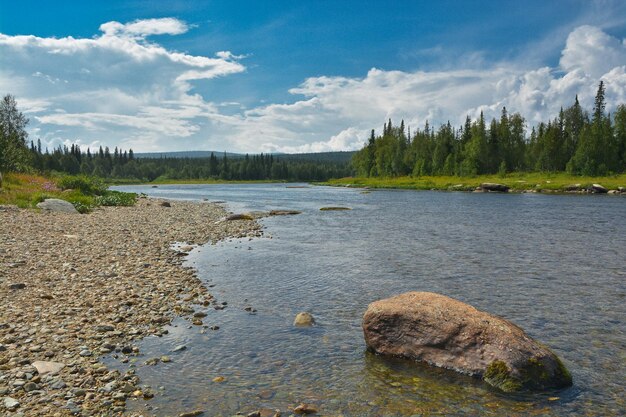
left=322, top=173, right=626, bottom=193
left=0, top=198, right=261, bottom=416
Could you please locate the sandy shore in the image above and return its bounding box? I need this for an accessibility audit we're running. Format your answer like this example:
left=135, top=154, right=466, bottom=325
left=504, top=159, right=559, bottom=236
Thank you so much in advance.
left=0, top=197, right=261, bottom=416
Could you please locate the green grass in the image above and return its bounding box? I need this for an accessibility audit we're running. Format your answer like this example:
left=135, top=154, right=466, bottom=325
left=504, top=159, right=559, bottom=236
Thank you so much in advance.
left=0, top=173, right=137, bottom=213
left=321, top=172, right=626, bottom=192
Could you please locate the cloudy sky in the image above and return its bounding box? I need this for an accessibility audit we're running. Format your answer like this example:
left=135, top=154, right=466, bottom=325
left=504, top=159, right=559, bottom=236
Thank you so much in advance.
left=1, top=1, right=626, bottom=153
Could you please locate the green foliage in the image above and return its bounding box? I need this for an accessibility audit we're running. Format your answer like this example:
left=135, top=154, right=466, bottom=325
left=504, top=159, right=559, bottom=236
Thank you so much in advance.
left=95, top=190, right=137, bottom=206
left=0, top=94, right=31, bottom=185
left=353, top=82, right=625, bottom=178
left=484, top=361, right=522, bottom=393
left=57, top=175, right=107, bottom=195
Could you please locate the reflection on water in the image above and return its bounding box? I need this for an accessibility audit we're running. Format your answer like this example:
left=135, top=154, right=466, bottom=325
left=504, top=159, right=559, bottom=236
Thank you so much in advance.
left=109, top=184, right=626, bottom=416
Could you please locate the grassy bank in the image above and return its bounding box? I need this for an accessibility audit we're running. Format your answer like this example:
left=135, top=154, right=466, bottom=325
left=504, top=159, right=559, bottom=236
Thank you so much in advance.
left=322, top=173, right=626, bottom=192
left=0, top=173, right=137, bottom=212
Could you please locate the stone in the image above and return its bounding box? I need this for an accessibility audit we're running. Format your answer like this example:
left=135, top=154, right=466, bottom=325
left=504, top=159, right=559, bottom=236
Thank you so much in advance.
left=32, top=361, right=65, bottom=376
left=79, top=349, right=92, bottom=357
left=225, top=213, right=254, bottom=221
left=23, top=381, right=40, bottom=392
left=36, top=198, right=79, bottom=213
left=362, top=291, right=572, bottom=392
left=269, top=210, right=302, bottom=216
left=293, top=403, right=318, bottom=414
left=478, top=183, right=510, bottom=192
left=8, top=282, right=26, bottom=290
left=160, top=355, right=171, bottom=363
left=4, top=396, right=20, bottom=410
left=212, top=376, right=225, bottom=383
left=179, top=411, right=205, bottom=417
left=160, top=201, right=171, bottom=207
left=172, top=345, right=187, bottom=352
left=319, top=206, right=351, bottom=211
left=564, top=184, right=582, bottom=192
left=589, top=183, right=608, bottom=193
left=95, top=325, right=115, bottom=332
left=294, top=312, right=315, bottom=326
left=50, top=379, right=67, bottom=390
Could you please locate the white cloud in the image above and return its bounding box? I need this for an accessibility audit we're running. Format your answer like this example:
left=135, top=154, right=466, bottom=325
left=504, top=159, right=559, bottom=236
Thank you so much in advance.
left=99, top=18, right=189, bottom=38
left=560, top=25, right=626, bottom=78
left=0, top=20, right=625, bottom=154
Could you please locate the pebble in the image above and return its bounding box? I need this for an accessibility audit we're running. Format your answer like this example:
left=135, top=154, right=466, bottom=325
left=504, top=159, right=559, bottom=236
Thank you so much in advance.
left=3, top=396, right=20, bottom=410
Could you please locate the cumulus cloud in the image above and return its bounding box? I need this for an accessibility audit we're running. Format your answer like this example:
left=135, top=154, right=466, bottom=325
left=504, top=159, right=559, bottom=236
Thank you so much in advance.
left=0, top=20, right=625, bottom=153
left=99, top=18, right=189, bottom=38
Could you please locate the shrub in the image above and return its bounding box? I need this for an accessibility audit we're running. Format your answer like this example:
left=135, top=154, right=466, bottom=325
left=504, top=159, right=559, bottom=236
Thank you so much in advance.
left=56, top=175, right=107, bottom=195
left=95, top=190, right=137, bottom=206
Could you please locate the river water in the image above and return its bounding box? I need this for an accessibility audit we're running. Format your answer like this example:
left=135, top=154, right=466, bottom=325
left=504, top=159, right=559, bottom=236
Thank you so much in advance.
left=111, top=184, right=625, bottom=416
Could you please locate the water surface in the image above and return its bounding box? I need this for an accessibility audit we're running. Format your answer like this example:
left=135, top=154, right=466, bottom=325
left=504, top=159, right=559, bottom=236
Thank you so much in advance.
left=110, top=184, right=626, bottom=416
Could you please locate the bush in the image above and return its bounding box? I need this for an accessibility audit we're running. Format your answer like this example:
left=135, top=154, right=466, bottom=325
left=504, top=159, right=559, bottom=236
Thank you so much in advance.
left=95, top=190, right=137, bottom=206
left=56, top=175, right=107, bottom=195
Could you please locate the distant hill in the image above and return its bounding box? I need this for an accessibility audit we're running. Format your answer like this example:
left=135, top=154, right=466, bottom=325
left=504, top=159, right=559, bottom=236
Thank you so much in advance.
left=135, top=151, right=241, bottom=159
left=276, top=151, right=355, bottom=163
left=135, top=150, right=355, bottom=163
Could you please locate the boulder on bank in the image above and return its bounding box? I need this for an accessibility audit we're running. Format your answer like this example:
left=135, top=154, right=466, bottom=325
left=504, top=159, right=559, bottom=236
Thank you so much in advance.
left=362, top=291, right=572, bottom=392
left=589, top=183, right=607, bottom=193
left=36, top=198, right=78, bottom=214
left=477, top=183, right=510, bottom=193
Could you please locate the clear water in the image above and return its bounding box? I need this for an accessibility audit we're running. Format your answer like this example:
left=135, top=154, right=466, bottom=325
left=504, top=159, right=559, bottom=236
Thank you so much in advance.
left=110, top=184, right=626, bottom=416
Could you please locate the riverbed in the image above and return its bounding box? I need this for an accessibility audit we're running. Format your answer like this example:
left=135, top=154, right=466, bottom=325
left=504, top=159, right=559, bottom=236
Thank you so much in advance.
left=110, top=184, right=626, bottom=416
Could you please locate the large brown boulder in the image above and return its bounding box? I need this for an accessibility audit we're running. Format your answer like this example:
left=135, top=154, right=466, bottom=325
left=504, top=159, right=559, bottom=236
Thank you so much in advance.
left=362, top=292, right=572, bottom=392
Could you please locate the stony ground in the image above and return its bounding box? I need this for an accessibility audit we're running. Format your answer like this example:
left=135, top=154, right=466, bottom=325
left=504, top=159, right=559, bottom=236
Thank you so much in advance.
left=0, top=198, right=261, bottom=416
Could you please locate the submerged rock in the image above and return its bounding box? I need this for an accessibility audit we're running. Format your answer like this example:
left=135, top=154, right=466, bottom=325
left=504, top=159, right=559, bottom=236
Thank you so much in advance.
left=36, top=198, right=78, bottom=213
left=293, top=403, right=318, bottom=414
left=269, top=209, right=302, bottom=216
left=319, top=206, right=351, bottom=211
left=362, top=291, right=572, bottom=392
left=294, top=312, right=315, bottom=326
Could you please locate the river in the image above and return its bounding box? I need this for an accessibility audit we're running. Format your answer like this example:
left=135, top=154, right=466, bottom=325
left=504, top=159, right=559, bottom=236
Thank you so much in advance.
left=110, top=184, right=625, bottom=416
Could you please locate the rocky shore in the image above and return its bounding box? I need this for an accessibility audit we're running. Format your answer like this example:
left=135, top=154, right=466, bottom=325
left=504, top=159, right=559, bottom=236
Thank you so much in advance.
left=0, top=198, right=261, bottom=416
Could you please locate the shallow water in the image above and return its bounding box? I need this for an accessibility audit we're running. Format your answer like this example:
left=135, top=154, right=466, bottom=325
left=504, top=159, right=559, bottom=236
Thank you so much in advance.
left=110, top=184, right=626, bottom=416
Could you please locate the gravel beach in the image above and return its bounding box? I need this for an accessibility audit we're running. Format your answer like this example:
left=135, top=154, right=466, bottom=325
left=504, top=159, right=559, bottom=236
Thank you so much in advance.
left=0, top=198, right=261, bottom=416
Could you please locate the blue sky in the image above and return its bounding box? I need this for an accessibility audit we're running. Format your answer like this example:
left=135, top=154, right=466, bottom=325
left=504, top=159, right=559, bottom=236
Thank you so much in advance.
left=1, top=0, right=626, bottom=152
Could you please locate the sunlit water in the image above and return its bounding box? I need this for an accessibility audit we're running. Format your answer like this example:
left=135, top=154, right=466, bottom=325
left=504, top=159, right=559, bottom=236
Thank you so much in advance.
left=109, top=184, right=625, bottom=416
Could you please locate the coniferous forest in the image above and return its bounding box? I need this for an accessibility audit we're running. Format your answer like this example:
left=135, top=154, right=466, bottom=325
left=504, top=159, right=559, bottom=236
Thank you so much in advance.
left=352, top=82, right=626, bottom=177
left=2, top=82, right=626, bottom=185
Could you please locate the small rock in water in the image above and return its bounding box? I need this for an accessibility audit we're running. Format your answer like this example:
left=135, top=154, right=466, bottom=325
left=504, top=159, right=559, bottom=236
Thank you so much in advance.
left=294, top=312, right=315, bottom=326
left=212, top=376, right=225, bottom=383
left=172, top=344, right=187, bottom=352
left=178, top=410, right=205, bottom=417
left=160, top=355, right=172, bottom=363
left=293, top=403, right=318, bottom=414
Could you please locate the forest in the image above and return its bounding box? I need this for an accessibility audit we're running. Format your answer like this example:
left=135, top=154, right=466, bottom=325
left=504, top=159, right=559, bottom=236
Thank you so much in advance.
left=2, top=81, right=625, bottom=186
left=352, top=82, right=626, bottom=177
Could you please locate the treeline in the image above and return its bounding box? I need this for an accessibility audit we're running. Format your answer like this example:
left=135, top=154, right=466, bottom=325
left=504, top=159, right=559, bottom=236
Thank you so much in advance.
left=353, top=82, right=626, bottom=177
left=27, top=143, right=351, bottom=182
